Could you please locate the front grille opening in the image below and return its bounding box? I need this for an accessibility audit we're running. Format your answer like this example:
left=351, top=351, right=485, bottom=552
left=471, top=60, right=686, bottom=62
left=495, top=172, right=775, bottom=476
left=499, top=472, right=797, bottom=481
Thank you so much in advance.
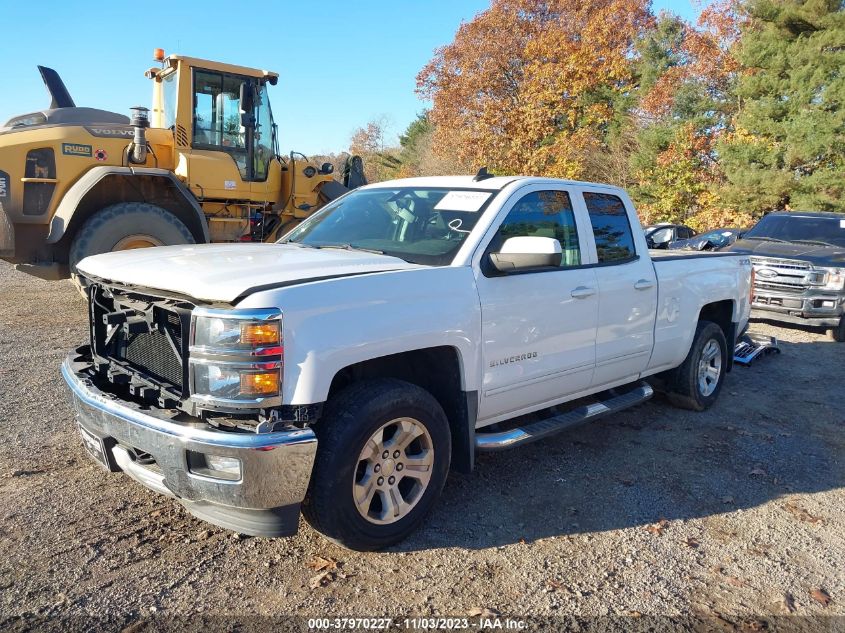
left=90, top=284, right=192, bottom=401
left=124, top=329, right=182, bottom=387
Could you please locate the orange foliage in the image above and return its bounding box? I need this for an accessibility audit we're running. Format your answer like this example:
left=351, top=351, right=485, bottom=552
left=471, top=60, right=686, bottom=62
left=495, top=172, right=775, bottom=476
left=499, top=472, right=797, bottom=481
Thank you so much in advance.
left=417, top=0, right=652, bottom=178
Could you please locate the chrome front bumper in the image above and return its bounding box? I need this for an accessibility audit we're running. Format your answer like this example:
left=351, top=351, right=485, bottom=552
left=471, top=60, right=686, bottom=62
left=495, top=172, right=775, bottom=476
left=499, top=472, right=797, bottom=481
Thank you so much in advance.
left=62, top=354, right=317, bottom=537
left=751, top=291, right=844, bottom=328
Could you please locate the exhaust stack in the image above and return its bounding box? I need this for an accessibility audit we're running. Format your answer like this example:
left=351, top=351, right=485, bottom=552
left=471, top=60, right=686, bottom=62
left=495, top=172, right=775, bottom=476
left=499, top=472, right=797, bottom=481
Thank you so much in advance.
left=128, top=106, right=149, bottom=165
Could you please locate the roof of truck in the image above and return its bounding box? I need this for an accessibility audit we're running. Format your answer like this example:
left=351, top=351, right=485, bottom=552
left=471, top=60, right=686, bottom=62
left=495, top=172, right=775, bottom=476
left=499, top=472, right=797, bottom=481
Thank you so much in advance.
left=364, top=175, right=619, bottom=191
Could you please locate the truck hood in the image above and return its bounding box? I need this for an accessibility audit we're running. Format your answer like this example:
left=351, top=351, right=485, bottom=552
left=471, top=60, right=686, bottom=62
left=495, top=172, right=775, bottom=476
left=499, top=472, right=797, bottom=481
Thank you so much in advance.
left=77, top=243, right=421, bottom=303
left=728, top=239, right=845, bottom=267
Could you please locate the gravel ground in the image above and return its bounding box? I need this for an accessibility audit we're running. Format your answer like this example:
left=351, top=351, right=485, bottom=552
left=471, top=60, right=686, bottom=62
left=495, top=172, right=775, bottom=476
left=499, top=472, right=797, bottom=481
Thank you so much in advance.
left=0, top=261, right=843, bottom=632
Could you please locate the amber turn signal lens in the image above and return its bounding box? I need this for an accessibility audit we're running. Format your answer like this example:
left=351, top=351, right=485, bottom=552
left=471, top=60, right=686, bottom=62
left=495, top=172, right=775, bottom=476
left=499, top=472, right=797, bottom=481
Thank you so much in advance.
left=240, top=371, right=280, bottom=396
left=154, top=48, right=165, bottom=62
left=240, top=322, right=279, bottom=346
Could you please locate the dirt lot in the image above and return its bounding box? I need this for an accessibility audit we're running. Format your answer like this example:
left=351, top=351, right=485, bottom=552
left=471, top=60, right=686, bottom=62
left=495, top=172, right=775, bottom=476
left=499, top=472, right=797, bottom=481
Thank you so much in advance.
left=0, top=261, right=843, bottom=631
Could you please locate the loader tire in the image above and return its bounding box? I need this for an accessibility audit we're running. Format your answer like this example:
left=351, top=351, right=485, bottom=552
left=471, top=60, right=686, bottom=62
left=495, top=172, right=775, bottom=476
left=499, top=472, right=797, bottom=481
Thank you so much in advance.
left=69, top=202, right=195, bottom=294
left=302, top=379, right=451, bottom=551
left=666, top=320, right=727, bottom=411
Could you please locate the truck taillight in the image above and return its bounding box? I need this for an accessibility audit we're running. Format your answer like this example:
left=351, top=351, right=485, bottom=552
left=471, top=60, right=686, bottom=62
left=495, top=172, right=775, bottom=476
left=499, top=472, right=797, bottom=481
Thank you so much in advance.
left=188, top=308, right=283, bottom=410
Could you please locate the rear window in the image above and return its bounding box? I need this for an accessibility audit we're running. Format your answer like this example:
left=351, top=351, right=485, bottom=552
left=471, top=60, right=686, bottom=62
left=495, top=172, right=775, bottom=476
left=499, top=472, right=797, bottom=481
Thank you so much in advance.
left=583, top=192, right=636, bottom=263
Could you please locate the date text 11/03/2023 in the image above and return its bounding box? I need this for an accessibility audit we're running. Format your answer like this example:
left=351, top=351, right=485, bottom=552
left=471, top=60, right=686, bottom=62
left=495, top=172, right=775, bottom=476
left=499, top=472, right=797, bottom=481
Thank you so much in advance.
left=307, top=617, right=529, bottom=630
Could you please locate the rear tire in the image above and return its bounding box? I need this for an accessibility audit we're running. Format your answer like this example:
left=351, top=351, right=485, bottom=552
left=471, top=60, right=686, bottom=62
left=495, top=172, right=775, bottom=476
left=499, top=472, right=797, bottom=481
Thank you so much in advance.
left=69, top=202, right=195, bottom=293
left=666, top=321, right=727, bottom=411
left=830, top=316, right=845, bottom=343
left=302, top=379, right=451, bottom=551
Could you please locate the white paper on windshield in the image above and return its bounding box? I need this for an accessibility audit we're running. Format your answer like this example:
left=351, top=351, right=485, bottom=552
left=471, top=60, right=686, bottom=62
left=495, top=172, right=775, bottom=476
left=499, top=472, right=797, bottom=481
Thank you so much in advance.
left=840, top=219, right=845, bottom=229
left=434, top=191, right=492, bottom=212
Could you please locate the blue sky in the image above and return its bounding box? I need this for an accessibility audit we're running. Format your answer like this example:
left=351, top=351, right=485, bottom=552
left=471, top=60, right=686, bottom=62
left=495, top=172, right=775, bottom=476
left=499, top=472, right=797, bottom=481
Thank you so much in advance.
left=0, top=1, right=700, bottom=156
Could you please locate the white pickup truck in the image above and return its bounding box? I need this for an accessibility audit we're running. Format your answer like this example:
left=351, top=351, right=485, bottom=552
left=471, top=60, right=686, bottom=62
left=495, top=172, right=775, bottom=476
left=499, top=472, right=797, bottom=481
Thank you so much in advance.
left=64, top=175, right=751, bottom=550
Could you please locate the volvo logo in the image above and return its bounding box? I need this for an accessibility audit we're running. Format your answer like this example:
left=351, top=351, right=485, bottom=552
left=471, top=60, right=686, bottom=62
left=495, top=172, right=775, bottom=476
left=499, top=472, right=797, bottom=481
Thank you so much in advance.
left=756, top=268, right=778, bottom=279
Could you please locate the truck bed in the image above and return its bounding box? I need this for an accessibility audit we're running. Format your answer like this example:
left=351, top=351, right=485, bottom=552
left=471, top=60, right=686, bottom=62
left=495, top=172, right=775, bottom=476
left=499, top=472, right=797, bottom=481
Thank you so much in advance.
left=649, top=249, right=741, bottom=262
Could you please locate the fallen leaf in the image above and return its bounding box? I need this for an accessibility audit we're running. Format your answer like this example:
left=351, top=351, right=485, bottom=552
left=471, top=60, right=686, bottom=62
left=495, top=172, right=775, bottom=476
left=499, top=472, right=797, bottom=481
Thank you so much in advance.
left=810, top=588, right=831, bottom=608
left=726, top=576, right=746, bottom=588
left=518, top=538, right=526, bottom=544
left=546, top=579, right=564, bottom=592
left=784, top=501, right=824, bottom=525
left=685, top=537, right=700, bottom=549
left=468, top=607, right=500, bottom=618
left=782, top=593, right=796, bottom=613
left=627, top=611, right=643, bottom=618
left=307, top=556, right=338, bottom=572
left=645, top=518, right=670, bottom=535
left=309, top=571, right=334, bottom=589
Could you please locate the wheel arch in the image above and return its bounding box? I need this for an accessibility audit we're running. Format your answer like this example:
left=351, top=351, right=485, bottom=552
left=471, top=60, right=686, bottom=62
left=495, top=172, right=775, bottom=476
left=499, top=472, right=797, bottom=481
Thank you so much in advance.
left=47, top=166, right=209, bottom=259
left=325, top=346, right=478, bottom=474
left=697, top=299, right=736, bottom=371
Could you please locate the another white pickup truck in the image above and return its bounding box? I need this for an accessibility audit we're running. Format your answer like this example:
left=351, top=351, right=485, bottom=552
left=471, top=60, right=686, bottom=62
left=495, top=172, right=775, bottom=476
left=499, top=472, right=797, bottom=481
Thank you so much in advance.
left=64, top=175, right=751, bottom=550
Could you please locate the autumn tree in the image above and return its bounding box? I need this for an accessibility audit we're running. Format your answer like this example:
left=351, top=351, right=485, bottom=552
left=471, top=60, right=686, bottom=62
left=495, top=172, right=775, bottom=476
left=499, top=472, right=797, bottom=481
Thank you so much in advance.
left=417, top=0, right=652, bottom=178
left=718, top=0, right=845, bottom=216
left=349, top=117, right=401, bottom=182
left=629, top=2, right=751, bottom=229
left=395, top=112, right=473, bottom=177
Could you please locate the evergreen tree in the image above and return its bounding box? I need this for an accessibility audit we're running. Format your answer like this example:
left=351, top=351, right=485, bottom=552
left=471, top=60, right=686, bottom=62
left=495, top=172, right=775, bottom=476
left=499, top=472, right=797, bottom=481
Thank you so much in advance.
left=719, top=0, right=845, bottom=215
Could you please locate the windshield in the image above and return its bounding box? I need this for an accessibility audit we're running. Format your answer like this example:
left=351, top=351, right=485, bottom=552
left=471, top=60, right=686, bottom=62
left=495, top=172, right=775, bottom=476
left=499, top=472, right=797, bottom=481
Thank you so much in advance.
left=744, top=214, right=845, bottom=248
left=700, top=229, right=736, bottom=243
left=281, top=187, right=496, bottom=265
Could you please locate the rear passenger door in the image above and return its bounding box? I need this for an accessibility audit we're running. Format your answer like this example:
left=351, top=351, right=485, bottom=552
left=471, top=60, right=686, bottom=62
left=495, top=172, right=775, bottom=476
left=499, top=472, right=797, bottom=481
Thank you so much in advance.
left=579, top=189, right=657, bottom=387
left=475, top=187, right=598, bottom=423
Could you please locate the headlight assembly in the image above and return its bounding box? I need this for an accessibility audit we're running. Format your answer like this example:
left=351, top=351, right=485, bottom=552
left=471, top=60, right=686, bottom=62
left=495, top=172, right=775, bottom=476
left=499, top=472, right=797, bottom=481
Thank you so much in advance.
left=822, top=267, right=845, bottom=291
left=189, top=308, right=283, bottom=410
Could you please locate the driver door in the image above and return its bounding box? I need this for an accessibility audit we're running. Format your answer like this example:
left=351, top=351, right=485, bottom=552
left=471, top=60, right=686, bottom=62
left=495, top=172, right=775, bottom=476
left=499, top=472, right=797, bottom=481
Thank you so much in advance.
left=475, top=187, right=599, bottom=424
left=188, top=70, right=252, bottom=199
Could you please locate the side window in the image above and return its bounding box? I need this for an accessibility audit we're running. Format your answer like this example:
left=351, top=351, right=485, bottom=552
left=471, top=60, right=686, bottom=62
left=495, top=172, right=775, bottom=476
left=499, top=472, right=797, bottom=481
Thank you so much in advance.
left=253, top=84, right=273, bottom=181
left=493, top=190, right=581, bottom=267
left=679, top=227, right=693, bottom=239
left=193, top=71, right=246, bottom=150
left=583, top=192, right=636, bottom=264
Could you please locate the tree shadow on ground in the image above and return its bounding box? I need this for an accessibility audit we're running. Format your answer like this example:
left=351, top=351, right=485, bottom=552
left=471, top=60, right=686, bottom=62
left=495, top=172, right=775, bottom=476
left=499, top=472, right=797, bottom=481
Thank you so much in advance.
left=395, top=333, right=843, bottom=551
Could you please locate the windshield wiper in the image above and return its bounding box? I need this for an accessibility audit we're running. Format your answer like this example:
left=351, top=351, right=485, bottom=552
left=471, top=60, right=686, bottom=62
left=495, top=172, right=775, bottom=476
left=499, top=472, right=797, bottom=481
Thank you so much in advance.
left=743, top=236, right=788, bottom=243
left=791, top=239, right=837, bottom=247
left=313, top=243, right=385, bottom=255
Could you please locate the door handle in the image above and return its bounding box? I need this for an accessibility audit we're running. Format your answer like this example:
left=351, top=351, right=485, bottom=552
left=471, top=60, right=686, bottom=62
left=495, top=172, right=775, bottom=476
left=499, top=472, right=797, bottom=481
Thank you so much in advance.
left=570, top=286, right=596, bottom=299
left=634, top=279, right=654, bottom=291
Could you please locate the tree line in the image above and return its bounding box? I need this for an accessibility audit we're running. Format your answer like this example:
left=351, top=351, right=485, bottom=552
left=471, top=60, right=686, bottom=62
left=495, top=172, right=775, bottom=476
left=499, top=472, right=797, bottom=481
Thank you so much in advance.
left=336, top=0, right=844, bottom=230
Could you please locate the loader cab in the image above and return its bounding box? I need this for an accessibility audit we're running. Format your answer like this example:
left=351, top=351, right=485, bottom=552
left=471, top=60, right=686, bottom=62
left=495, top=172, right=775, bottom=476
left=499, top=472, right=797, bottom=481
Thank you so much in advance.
left=152, top=54, right=282, bottom=204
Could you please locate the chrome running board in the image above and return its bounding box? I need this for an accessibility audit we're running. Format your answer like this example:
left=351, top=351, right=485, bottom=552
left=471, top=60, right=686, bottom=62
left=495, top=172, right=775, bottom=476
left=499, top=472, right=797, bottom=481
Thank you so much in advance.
left=475, top=381, right=654, bottom=452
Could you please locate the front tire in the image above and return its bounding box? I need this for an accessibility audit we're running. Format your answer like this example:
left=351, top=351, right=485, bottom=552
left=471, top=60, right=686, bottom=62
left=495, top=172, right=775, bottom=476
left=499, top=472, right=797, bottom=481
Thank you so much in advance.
left=667, top=321, right=727, bottom=411
left=830, top=316, right=845, bottom=343
left=69, top=202, right=195, bottom=292
left=302, top=379, right=451, bottom=551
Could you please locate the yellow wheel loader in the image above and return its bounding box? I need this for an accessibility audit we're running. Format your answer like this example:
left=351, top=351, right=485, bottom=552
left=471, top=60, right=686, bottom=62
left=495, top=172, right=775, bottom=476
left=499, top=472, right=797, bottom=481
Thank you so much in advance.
left=0, top=51, right=366, bottom=284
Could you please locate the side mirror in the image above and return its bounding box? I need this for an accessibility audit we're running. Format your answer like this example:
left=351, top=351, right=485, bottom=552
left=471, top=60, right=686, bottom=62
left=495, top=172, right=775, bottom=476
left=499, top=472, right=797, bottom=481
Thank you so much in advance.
left=489, top=236, right=562, bottom=273
left=319, top=162, right=334, bottom=175
left=239, top=82, right=256, bottom=128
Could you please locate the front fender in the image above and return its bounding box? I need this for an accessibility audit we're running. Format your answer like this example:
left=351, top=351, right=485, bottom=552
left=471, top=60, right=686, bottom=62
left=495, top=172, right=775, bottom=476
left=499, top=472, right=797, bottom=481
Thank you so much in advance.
left=236, top=266, right=483, bottom=405
left=46, top=166, right=209, bottom=244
